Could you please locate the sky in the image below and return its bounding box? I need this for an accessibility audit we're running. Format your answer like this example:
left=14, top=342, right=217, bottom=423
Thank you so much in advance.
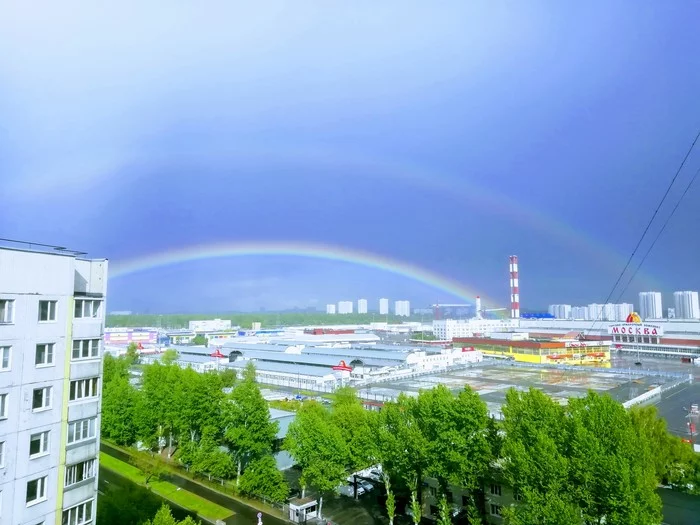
left=1, top=1, right=700, bottom=313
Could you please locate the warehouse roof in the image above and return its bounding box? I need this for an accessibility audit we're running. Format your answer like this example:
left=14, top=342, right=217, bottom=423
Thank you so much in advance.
left=225, top=360, right=339, bottom=378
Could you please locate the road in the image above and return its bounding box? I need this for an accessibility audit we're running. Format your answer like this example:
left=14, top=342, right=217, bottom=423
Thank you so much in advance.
left=101, top=442, right=288, bottom=525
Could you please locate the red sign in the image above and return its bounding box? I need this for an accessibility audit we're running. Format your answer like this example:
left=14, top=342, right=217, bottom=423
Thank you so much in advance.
left=611, top=326, right=659, bottom=336
left=332, top=360, right=353, bottom=372
left=210, top=348, right=226, bottom=358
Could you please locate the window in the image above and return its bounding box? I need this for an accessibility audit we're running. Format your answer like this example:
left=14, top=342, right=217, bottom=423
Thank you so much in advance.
left=63, top=499, right=94, bottom=525
left=0, top=299, right=14, bottom=324
left=26, top=476, right=47, bottom=505
left=69, top=378, right=99, bottom=401
left=32, top=387, right=52, bottom=411
left=65, top=459, right=96, bottom=487
left=38, top=301, right=57, bottom=322
left=490, top=504, right=502, bottom=517
left=29, top=431, right=50, bottom=458
left=0, top=394, right=7, bottom=419
left=0, top=441, right=5, bottom=467
left=72, top=340, right=99, bottom=360
left=67, top=418, right=96, bottom=444
left=490, top=484, right=502, bottom=496
left=35, top=344, right=55, bottom=366
left=0, top=347, right=9, bottom=371
left=74, top=300, right=101, bottom=319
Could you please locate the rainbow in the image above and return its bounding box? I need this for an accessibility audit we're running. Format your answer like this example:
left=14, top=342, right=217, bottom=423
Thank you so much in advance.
left=109, top=240, right=497, bottom=305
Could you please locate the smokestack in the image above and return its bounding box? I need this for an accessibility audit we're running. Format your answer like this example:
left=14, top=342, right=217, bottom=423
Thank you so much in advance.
left=509, top=255, right=520, bottom=318
left=475, top=296, right=482, bottom=319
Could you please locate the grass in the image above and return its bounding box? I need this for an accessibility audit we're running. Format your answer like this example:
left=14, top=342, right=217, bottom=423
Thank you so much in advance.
left=100, top=452, right=233, bottom=522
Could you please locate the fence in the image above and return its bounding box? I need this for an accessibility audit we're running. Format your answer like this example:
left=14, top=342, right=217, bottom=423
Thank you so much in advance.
left=622, top=386, right=662, bottom=408
left=488, top=359, right=690, bottom=381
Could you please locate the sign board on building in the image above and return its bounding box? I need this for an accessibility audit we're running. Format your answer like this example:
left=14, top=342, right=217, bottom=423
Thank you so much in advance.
left=607, top=323, right=663, bottom=336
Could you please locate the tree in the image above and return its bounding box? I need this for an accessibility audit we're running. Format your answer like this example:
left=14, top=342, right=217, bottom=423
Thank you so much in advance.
left=286, top=401, right=349, bottom=519
left=437, top=495, right=452, bottom=525
left=101, top=376, right=138, bottom=445
left=383, top=473, right=396, bottom=525
left=409, top=486, right=422, bottom=525
left=331, top=387, right=379, bottom=470
left=125, top=342, right=139, bottom=364
left=132, top=453, right=167, bottom=485
left=192, top=334, right=208, bottom=347
left=142, top=504, right=200, bottom=525
left=239, top=455, right=290, bottom=503
left=161, top=348, right=179, bottom=365
left=190, top=426, right=235, bottom=479
left=103, top=354, right=130, bottom=384
left=223, top=363, right=278, bottom=485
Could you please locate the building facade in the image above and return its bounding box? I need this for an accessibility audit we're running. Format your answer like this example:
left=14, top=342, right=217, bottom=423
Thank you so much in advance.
left=0, top=245, right=107, bottom=525
left=379, top=298, right=389, bottom=316
left=357, top=299, right=368, bottom=315
left=188, top=319, right=232, bottom=332
left=337, top=301, right=353, bottom=315
left=326, top=304, right=336, bottom=315
left=548, top=304, right=572, bottom=319
left=639, top=292, right=663, bottom=320
left=674, top=291, right=700, bottom=320
left=432, top=319, right=519, bottom=340
left=394, top=300, right=411, bottom=317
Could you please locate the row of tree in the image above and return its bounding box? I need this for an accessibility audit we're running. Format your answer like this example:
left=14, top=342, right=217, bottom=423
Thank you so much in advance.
left=102, top=354, right=289, bottom=502
left=286, top=385, right=700, bottom=525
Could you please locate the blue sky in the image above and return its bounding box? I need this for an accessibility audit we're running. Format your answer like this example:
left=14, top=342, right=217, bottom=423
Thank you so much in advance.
left=2, top=1, right=699, bottom=313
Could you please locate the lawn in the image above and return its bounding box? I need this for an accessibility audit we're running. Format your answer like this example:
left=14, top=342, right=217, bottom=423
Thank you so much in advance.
left=100, top=453, right=233, bottom=522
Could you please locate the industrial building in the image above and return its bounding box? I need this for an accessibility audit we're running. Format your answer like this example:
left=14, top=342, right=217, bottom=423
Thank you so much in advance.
left=454, top=333, right=611, bottom=366
left=104, top=327, right=158, bottom=345
left=0, top=242, right=106, bottom=525
left=432, top=318, right=519, bottom=340
left=519, top=317, right=700, bottom=359
left=188, top=318, right=232, bottom=332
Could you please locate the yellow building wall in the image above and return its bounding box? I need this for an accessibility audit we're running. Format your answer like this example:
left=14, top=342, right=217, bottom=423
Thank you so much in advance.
left=478, top=345, right=611, bottom=367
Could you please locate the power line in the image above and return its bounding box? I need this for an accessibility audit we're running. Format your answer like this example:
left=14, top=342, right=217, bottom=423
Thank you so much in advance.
left=585, top=128, right=700, bottom=334
left=614, top=164, right=700, bottom=303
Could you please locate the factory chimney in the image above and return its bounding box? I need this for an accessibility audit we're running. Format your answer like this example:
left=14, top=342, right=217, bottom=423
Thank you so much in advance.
left=509, top=255, right=520, bottom=318
left=475, top=296, right=482, bottom=319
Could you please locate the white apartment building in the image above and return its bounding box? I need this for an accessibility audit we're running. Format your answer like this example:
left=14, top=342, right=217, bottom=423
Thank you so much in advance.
left=571, top=306, right=587, bottom=320
left=357, top=299, right=368, bottom=315
left=548, top=304, right=572, bottom=319
left=379, top=298, right=389, bottom=316
left=432, top=318, right=518, bottom=340
left=668, top=308, right=676, bottom=319
left=326, top=304, right=336, bottom=315
left=674, top=291, right=700, bottom=320
left=188, top=318, right=232, bottom=332
left=639, top=292, right=663, bottom=320
left=394, top=300, right=411, bottom=317
left=337, top=301, right=353, bottom=315
left=0, top=244, right=107, bottom=525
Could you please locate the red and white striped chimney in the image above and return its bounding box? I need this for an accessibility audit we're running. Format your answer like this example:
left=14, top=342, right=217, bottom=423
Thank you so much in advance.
left=509, top=255, right=520, bottom=318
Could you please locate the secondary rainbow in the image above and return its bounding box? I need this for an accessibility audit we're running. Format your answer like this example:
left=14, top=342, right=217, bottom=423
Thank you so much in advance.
left=109, top=240, right=497, bottom=305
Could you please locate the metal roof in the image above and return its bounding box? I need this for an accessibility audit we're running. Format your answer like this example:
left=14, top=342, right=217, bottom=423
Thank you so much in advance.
left=225, top=360, right=339, bottom=378
left=228, top=348, right=397, bottom=368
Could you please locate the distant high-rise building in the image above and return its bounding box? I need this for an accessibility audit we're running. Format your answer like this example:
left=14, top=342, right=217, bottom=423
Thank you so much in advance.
left=379, top=298, right=389, bottom=315
left=326, top=304, right=336, bottom=314
left=571, top=306, right=587, bottom=319
left=639, top=292, right=663, bottom=320
left=337, top=301, right=353, bottom=314
left=667, top=308, right=676, bottom=319
left=357, top=299, right=368, bottom=314
left=394, top=300, right=411, bottom=317
left=548, top=304, right=572, bottom=319
left=673, top=291, right=700, bottom=320
left=613, top=303, right=633, bottom=321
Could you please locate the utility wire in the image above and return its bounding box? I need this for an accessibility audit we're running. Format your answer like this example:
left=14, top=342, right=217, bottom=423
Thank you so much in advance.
left=614, top=164, right=700, bottom=304
left=585, top=128, right=700, bottom=335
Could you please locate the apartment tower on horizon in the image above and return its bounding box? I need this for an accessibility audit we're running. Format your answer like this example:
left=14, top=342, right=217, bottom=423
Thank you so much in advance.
left=0, top=243, right=107, bottom=524
left=639, top=292, right=663, bottom=320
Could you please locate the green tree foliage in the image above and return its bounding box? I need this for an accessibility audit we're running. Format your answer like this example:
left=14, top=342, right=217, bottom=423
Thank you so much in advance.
left=102, top=375, right=138, bottom=445
left=286, top=401, right=349, bottom=518
left=103, top=353, right=130, bottom=384
left=239, top=455, right=290, bottom=503
left=409, top=488, right=422, bottom=525
left=142, top=504, right=200, bottom=525
left=131, top=453, right=167, bottom=485
left=383, top=473, right=396, bottom=525
left=331, top=387, right=379, bottom=470
left=161, top=348, right=179, bottom=365
left=223, top=363, right=278, bottom=484
left=126, top=341, right=139, bottom=364
left=436, top=495, right=452, bottom=525
left=191, top=334, right=208, bottom=346
left=501, top=388, right=662, bottom=525
left=189, top=426, right=235, bottom=479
